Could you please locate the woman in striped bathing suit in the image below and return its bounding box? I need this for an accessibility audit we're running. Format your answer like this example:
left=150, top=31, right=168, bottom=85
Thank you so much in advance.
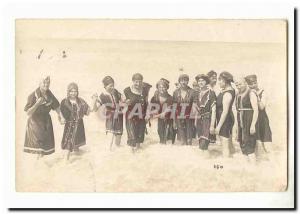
left=193, top=74, right=217, bottom=158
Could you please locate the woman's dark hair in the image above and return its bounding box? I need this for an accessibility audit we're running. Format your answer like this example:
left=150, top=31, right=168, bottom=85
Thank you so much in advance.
left=219, top=71, right=234, bottom=85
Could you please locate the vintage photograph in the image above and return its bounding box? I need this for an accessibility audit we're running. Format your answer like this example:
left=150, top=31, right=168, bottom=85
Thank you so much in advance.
left=15, top=19, right=287, bottom=192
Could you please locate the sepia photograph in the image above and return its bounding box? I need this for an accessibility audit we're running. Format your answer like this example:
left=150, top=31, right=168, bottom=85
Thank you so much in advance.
left=15, top=19, right=288, bottom=194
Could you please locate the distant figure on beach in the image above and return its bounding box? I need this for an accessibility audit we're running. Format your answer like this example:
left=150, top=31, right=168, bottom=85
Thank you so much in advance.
left=62, top=51, right=67, bottom=58
left=24, top=76, right=64, bottom=159
left=37, top=49, right=44, bottom=59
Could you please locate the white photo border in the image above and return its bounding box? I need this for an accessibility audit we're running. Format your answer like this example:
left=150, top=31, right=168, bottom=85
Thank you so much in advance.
left=0, top=0, right=295, bottom=209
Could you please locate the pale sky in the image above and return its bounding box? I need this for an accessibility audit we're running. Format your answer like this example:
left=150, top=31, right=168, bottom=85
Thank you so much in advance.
left=16, top=19, right=287, bottom=43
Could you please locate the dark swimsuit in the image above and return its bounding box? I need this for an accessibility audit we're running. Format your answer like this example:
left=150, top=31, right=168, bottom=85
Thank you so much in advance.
left=216, top=89, right=235, bottom=138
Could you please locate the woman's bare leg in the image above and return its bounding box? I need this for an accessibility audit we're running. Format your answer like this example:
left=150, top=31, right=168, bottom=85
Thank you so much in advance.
left=228, top=135, right=235, bottom=155
left=220, top=136, right=231, bottom=158
left=167, top=140, right=173, bottom=144
left=262, top=142, right=271, bottom=160
left=114, top=135, right=121, bottom=146
left=255, top=140, right=271, bottom=160
left=215, top=135, right=222, bottom=146
left=65, top=150, right=71, bottom=162
left=255, top=140, right=268, bottom=161
left=199, top=139, right=210, bottom=159
left=130, top=146, right=135, bottom=153
left=37, top=153, right=44, bottom=160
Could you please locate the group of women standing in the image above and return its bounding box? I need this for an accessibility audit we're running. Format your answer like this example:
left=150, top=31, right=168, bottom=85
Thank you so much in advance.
left=23, top=70, right=272, bottom=163
left=24, top=77, right=96, bottom=160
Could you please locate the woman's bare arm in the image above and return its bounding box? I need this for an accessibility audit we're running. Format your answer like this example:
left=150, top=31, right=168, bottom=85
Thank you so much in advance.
left=250, top=91, right=259, bottom=133
left=86, top=107, right=92, bottom=116
left=54, top=107, right=65, bottom=124
left=210, top=104, right=216, bottom=130
left=91, top=94, right=100, bottom=112
left=258, top=90, right=266, bottom=110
